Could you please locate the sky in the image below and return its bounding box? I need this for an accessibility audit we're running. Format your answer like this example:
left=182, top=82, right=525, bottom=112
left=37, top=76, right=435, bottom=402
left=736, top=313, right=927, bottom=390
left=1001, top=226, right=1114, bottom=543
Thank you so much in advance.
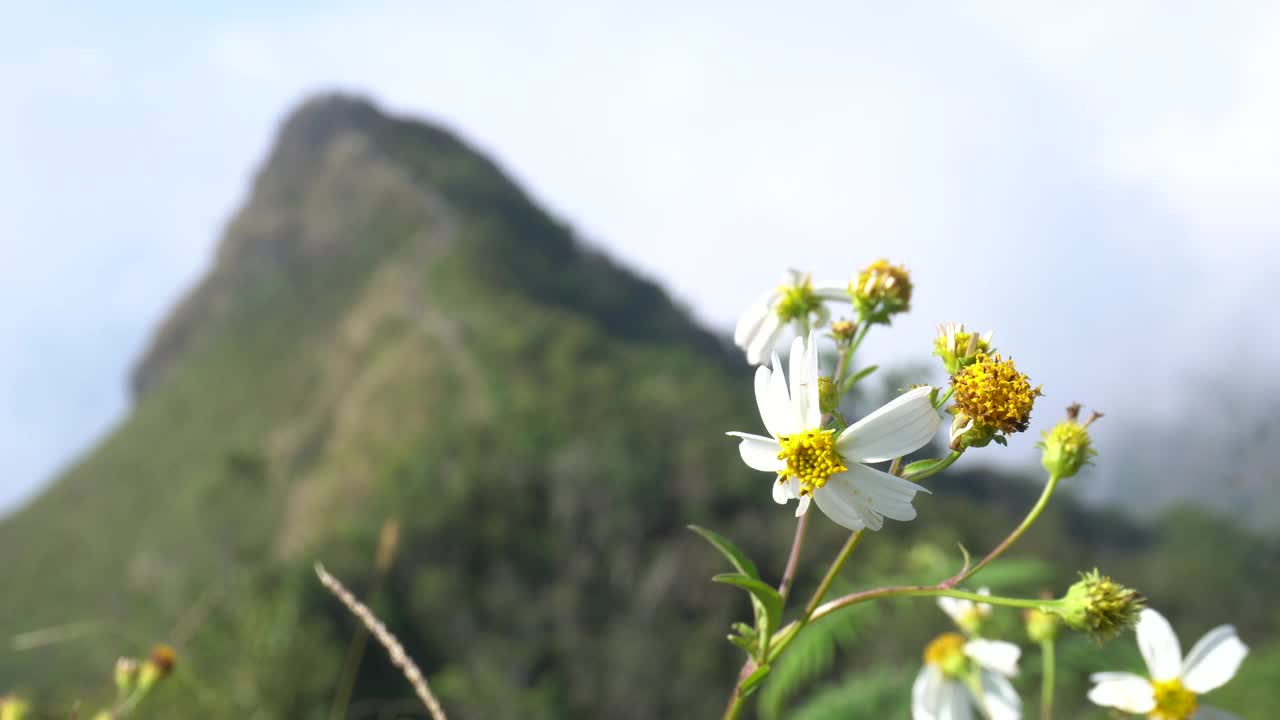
left=2, top=1, right=1278, bottom=513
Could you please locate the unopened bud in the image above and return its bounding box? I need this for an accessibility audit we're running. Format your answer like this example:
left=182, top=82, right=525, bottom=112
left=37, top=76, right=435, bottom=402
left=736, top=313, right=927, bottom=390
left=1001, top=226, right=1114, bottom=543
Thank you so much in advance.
left=0, top=696, right=30, bottom=720
left=818, top=376, right=840, bottom=414
left=829, top=320, right=857, bottom=343
left=1052, top=569, right=1144, bottom=643
left=115, top=657, right=140, bottom=694
left=933, top=323, right=994, bottom=375
left=850, top=259, right=912, bottom=326
left=1038, top=404, right=1100, bottom=479
left=1024, top=606, right=1061, bottom=643
left=138, top=644, right=177, bottom=691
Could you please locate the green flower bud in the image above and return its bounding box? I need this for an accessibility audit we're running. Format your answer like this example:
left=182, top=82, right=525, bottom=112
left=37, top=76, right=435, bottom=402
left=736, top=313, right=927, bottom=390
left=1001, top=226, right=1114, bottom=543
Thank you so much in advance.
left=1024, top=606, right=1061, bottom=643
left=850, top=259, right=912, bottom=326
left=115, top=656, right=140, bottom=695
left=1052, top=569, right=1144, bottom=643
left=933, top=322, right=994, bottom=375
left=0, top=696, right=30, bottom=720
left=138, top=645, right=177, bottom=692
left=1038, top=404, right=1101, bottom=479
left=818, top=376, right=840, bottom=414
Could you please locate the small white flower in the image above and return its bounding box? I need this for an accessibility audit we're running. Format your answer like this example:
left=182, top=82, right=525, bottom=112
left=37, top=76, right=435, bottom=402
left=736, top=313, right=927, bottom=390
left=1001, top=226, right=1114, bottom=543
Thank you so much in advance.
left=726, top=332, right=940, bottom=532
left=913, top=632, right=1022, bottom=720
left=1088, top=608, right=1248, bottom=720
left=938, top=587, right=992, bottom=633
left=734, top=269, right=849, bottom=365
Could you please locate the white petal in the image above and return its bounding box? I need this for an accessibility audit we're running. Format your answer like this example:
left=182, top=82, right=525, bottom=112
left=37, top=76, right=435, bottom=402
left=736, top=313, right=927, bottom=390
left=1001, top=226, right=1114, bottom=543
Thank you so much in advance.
left=794, top=493, right=812, bottom=517
left=1087, top=672, right=1156, bottom=713
left=771, top=477, right=791, bottom=504
left=965, top=639, right=1020, bottom=678
left=1138, top=608, right=1184, bottom=681
left=788, top=335, right=820, bottom=429
left=937, top=596, right=970, bottom=623
left=940, top=680, right=974, bottom=720
left=745, top=313, right=783, bottom=365
left=726, top=433, right=784, bottom=472
left=753, top=365, right=786, bottom=438
left=1194, top=706, right=1243, bottom=720
left=1182, top=624, right=1248, bottom=694
left=811, top=477, right=869, bottom=532
left=975, top=587, right=993, bottom=617
left=836, top=386, right=940, bottom=463
left=734, top=290, right=777, bottom=347
left=767, top=353, right=802, bottom=436
left=849, top=463, right=928, bottom=518
left=797, top=332, right=821, bottom=428
left=978, top=670, right=1021, bottom=720
left=911, top=665, right=942, bottom=720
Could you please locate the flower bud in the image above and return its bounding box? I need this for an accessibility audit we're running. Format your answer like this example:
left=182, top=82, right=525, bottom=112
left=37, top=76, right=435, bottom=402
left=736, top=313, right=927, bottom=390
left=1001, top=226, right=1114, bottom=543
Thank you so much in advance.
left=933, top=323, right=994, bottom=375
left=850, top=259, right=912, bottom=325
left=1038, top=404, right=1101, bottom=480
left=1024, top=606, right=1061, bottom=643
left=829, top=319, right=857, bottom=343
left=138, top=644, right=177, bottom=691
left=818, top=376, right=840, bottom=414
left=1052, top=569, right=1144, bottom=643
left=0, top=696, right=30, bottom=720
left=115, top=657, right=140, bottom=694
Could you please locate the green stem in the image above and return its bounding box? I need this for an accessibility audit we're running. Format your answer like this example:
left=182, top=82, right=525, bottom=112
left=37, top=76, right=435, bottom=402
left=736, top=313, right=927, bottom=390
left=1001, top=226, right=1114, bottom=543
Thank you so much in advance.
left=960, top=474, right=1061, bottom=583
left=807, top=586, right=1059, bottom=625
left=721, top=691, right=747, bottom=720
left=804, top=530, right=865, bottom=618
left=1040, top=637, right=1056, bottom=720
left=902, top=451, right=963, bottom=483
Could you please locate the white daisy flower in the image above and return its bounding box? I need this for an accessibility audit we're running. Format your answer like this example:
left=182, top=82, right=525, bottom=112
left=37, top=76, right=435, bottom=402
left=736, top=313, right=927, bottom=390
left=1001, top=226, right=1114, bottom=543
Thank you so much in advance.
left=938, top=587, right=993, bottom=634
left=726, top=332, right=940, bottom=531
left=912, top=632, right=1023, bottom=720
left=734, top=269, right=850, bottom=365
left=1088, top=608, right=1248, bottom=720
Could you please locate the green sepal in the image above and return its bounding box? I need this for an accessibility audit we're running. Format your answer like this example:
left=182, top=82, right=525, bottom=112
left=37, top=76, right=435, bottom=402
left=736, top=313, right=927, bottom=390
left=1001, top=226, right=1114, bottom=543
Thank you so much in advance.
left=688, top=525, right=760, bottom=579
left=902, top=458, right=939, bottom=475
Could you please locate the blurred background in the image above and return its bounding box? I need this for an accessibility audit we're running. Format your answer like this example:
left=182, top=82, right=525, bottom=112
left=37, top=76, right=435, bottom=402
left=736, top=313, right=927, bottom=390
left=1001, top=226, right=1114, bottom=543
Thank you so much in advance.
left=2, top=2, right=1277, bottom=718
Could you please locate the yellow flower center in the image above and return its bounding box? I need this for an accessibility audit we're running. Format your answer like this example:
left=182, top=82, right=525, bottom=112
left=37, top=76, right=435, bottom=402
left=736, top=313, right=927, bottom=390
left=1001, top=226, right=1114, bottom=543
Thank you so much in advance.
left=776, top=429, right=847, bottom=495
left=853, top=259, right=913, bottom=307
left=923, top=632, right=969, bottom=678
left=951, top=353, right=1042, bottom=435
left=1150, top=678, right=1197, bottom=720
left=775, top=275, right=823, bottom=322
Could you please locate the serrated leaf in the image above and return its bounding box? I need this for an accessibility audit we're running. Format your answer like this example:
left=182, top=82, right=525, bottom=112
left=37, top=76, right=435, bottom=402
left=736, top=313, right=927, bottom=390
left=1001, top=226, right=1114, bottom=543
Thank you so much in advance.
left=740, top=664, right=772, bottom=696
left=713, top=573, right=783, bottom=639
left=688, top=525, right=760, bottom=579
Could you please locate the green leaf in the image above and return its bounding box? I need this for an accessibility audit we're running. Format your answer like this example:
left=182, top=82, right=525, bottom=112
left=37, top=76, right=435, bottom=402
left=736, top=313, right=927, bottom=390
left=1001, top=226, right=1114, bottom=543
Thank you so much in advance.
left=740, top=664, right=772, bottom=696
left=902, top=458, right=940, bottom=475
left=688, top=525, right=760, bottom=579
left=840, top=364, right=879, bottom=393
left=713, top=573, right=783, bottom=637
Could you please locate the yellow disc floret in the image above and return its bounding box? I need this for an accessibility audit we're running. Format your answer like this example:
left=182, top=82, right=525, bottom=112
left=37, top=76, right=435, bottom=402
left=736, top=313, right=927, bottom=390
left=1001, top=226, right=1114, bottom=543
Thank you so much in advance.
left=776, top=429, right=847, bottom=495
left=951, top=353, right=1042, bottom=435
left=1151, top=678, right=1198, bottom=720
left=923, top=632, right=969, bottom=678
left=775, top=274, right=824, bottom=322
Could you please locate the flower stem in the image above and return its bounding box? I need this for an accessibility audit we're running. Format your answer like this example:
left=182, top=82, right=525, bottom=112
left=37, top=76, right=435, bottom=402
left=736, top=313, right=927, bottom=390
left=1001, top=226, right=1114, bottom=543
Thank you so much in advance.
left=933, top=385, right=955, bottom=408
left=957, top=473, right=1061, bottom=583
left=807, top=585, right=1057, bottom=624
left=1040, top=637, right=1056, bottom=720
left=804, top=530, right=865, bottom=618
left=777, top=512, right=810, bottom=604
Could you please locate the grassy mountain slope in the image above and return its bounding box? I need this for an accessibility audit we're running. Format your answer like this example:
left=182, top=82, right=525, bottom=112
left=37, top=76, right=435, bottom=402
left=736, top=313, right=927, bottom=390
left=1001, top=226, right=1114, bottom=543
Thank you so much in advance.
left=1, top=95, right=1276, bottom=719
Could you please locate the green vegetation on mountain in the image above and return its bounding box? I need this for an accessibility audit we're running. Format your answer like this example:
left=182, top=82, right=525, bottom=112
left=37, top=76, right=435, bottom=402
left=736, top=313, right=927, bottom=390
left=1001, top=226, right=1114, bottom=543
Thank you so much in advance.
left=1, top=95, right=1276, bottom=719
